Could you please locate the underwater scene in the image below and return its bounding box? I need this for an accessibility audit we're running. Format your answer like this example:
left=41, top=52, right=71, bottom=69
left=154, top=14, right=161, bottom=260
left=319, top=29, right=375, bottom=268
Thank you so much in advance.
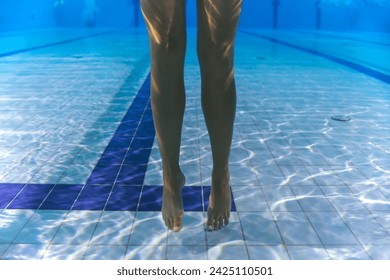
left=0, top=0, right=389, bottom=260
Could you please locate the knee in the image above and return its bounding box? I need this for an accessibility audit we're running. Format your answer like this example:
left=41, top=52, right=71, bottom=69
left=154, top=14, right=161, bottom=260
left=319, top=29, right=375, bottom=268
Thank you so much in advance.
left=197, top=39, right=234, bottom=71
left=150, top=29, right=186, bottom=58
left=149, top=34, right=186, bottom=73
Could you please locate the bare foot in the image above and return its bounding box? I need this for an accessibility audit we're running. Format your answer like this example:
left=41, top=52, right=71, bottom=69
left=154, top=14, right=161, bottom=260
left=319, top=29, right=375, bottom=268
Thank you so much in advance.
left=162, top=171, right=186, bottom=232
left=207, top=170, right=231, bottom=231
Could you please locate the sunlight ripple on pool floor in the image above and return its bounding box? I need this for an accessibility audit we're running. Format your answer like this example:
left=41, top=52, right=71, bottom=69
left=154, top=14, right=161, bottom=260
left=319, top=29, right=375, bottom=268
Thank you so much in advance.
left=0, top=28, right=390, bottom=260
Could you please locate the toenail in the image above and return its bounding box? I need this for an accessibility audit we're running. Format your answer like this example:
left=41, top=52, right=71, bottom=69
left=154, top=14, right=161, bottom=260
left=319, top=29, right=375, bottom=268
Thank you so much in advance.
left=173, top=226, right=181, bottom=232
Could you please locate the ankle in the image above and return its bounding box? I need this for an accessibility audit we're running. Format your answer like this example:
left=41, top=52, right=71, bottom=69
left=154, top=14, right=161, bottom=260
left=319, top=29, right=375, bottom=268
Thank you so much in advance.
left=211, top=168, right=230, bottom=188
left=163, top=168, right=185, bottom=190
left=212, top=166, right=229, bottom=178
left=163, top=165, right=183, bottom=179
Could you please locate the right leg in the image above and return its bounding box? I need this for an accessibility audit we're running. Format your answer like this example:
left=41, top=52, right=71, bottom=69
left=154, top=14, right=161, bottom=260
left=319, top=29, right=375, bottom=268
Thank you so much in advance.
left=196, top=0, right=242, bottom=230
left=140, top=0, right=186, bottom=232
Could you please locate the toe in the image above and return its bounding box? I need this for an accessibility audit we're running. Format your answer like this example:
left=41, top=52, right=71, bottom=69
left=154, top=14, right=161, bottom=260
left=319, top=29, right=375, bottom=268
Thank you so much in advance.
left=224, top=215, right=230, bottom=226
left=163, top=214, right=170, bottom=228
left=207, top=218, right=214, bottom=231
left=168, top=217, right=174, bottom=230
left=173, top=216, right=182, bottom=232
left=218, top=217, right=224, bottom=229
left=207, top=209, right=215, bottom=231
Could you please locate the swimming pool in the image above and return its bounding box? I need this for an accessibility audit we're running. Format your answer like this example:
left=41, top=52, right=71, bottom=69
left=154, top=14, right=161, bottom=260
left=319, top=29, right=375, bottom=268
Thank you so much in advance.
left=0, top=26, right=389, bottom=259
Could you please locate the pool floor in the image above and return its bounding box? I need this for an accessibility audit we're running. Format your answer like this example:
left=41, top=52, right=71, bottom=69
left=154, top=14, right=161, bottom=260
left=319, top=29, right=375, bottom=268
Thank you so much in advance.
left=0, top=28, right=389, bottom=260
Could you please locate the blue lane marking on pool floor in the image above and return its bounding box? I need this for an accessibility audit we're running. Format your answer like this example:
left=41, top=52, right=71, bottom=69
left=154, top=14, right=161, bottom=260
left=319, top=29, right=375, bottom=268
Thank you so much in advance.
left=0, top=29, right=120, bottom=58
left=241, top=30, right=390, bottom=85
left=295, top=30, right=390, bottom=47
left=0, top=73, right=236, bottom=212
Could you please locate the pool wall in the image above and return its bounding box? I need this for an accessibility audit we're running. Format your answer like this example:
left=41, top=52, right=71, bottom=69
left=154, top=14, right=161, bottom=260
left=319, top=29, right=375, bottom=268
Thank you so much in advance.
left=1, top=0, right=389, bottom=32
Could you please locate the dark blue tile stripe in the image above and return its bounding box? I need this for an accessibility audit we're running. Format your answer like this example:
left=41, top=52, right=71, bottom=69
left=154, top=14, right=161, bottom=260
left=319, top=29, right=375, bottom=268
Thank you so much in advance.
left=87, top=73, right=154, bottom=186
left=0, top=72, right=236, bottom=212
left=0, top=184, right=25, bottom=209
left=7, top=184, right=55, bottom=210
left=241, top=30, right=390, bottom=85
left=295, top=30, right=390, bottom=47
left=40, top=184, right=83, bottom=210
left=0, top=183, right=236, bottom=212
left=0, top=29, right=120, bottom=58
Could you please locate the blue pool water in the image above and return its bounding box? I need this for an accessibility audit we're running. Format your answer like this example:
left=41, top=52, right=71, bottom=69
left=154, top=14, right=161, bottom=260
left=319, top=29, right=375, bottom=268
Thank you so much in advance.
left=0, top=1, right=390, bottom=260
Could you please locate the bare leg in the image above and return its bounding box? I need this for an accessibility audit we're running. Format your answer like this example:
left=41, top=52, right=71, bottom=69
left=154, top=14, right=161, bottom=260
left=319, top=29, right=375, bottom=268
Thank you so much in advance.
left=141, top=0, right=186, bottom=232
left=196, top=0, right=242, bottom=230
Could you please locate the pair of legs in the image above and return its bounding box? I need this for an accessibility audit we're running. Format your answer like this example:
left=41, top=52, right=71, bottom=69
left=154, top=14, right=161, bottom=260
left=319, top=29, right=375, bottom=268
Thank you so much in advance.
left=140, top=0, right=242, bottom=232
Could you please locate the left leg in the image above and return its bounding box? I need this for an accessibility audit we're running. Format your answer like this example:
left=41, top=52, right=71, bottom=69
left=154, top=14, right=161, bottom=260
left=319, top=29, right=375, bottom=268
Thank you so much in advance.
left=196, top=0, right=242, bottom=230
left=140, top=0, right=187, bottom=232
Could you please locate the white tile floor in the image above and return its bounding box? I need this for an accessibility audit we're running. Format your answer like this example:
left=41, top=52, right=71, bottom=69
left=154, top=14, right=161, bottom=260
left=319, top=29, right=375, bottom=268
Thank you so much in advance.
left=0, top=28, right=390, bottom=259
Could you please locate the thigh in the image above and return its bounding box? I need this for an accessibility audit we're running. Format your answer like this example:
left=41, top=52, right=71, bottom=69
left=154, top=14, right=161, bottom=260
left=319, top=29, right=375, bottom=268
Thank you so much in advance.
left=140, top=0, right=186, bottom=47
left=196, top=0, right=242, bottom=48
